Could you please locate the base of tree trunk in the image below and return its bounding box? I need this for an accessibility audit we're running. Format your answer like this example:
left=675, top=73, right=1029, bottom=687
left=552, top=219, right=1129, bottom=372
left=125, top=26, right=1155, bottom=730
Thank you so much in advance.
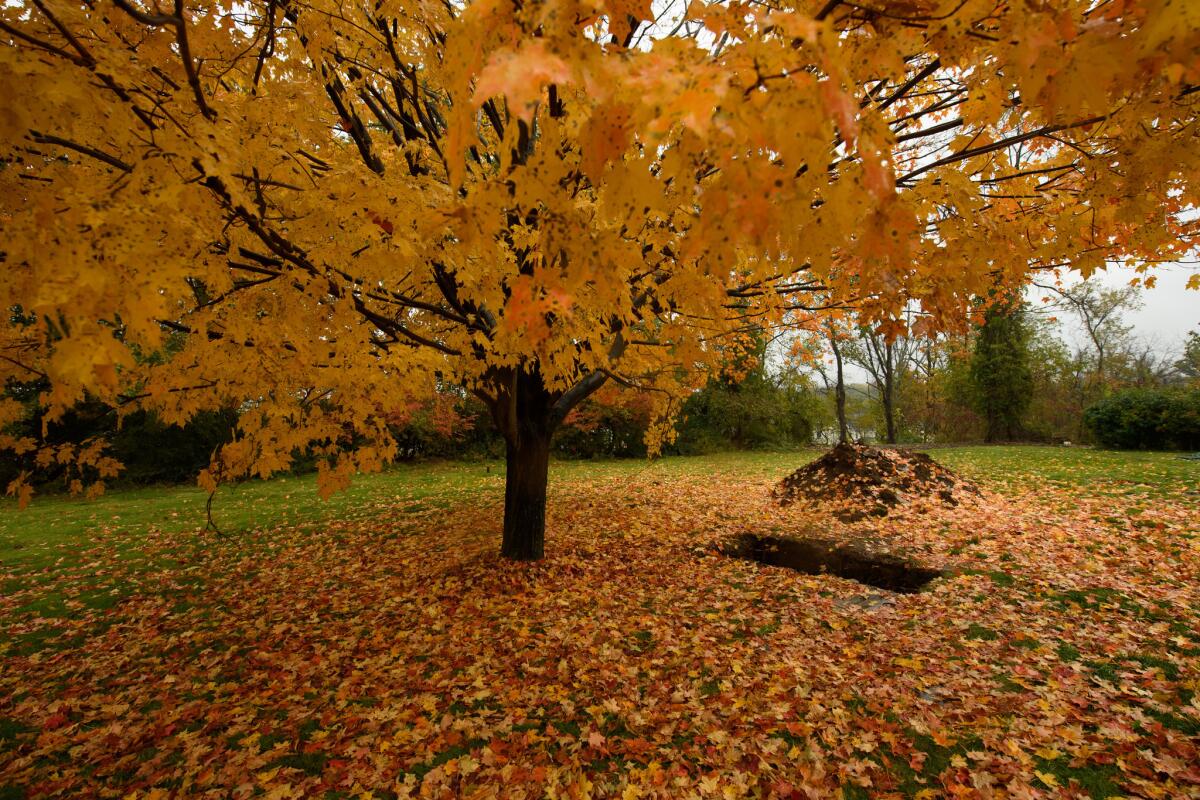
left=500, top=434, right=550, bottom=561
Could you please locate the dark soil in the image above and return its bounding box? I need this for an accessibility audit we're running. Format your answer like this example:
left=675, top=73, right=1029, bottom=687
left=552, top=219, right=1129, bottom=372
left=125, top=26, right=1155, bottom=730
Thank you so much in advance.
left=773, top=443, right=979, bottom=522
left=722, top=533, right=943, bottom=593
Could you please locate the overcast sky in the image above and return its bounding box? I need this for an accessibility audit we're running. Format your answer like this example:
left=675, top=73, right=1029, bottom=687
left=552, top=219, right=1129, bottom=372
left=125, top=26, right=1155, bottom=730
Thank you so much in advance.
left=812, top=261, right=1199, bottom=387
left=1029, top=262, right=1199, bottom=356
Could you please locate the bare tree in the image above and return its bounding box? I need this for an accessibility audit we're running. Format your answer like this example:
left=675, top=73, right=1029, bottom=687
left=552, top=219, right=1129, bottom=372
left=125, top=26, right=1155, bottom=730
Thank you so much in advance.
left=843, top=325, right=920, bottom=444
left=1035, top=282, right=1142, bottom=389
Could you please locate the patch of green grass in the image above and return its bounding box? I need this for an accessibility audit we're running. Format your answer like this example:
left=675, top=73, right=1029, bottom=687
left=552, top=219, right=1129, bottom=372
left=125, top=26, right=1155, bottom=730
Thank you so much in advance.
left=400, top=738, right=488, bottom=781
left=0, top=459, right=514, bottom=572
left=268, top=751, right=329, bottom=776
left=1033, top=756, right=1122, bottom=798
left=3, top=626, right=85, bottom=656
left=628, top=629, right=654, bottom=652
left=551, top=718, right=582, bottom=738
left=921, top=446, right=1198, bottom=500
left=1057, top=642, right=1081, bottom=662
left=996, top=675, right=1028, bottom=693
left=1084, top=660, right=1121, bottom=684
left=871, top=732, right=987, bottom=796
left=985, top=569, right=1016, bottom=587
left=0, top=717, right=32, bottom=751
left=258, top=732, right=288, bottom=753
left=965, top=623, right=998, bottom=641
left=1125, top=653, right=1180, bottom=680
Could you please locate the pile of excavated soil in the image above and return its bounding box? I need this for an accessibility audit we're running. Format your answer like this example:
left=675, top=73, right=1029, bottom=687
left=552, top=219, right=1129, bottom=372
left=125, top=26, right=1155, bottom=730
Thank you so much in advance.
left=773, top=443, right=979, bottom=521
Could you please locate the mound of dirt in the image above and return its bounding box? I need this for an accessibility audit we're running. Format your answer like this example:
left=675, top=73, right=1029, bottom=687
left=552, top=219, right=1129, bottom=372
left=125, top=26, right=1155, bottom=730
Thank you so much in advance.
left=773, top=443, right=979, bottom=521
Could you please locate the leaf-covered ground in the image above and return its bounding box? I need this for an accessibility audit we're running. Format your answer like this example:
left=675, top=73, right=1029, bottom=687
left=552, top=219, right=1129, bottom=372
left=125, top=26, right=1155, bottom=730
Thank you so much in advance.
left=2, top=447, right=1198, bottom=799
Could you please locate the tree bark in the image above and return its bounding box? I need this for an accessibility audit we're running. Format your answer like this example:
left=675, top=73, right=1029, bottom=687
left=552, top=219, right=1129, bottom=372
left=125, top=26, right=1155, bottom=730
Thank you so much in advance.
left=829, top=331, right=849, bottom=444
left=881, top=341, right=897, bottom=444
left=501, top=431, right=551, bottom=560
left=882, top=389, right=897, bottom=444
left=484, top=365, right=609, bottom=561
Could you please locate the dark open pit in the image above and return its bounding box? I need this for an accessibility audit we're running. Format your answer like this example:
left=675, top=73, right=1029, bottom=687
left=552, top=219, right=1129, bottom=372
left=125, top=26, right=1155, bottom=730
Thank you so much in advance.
left=723, top=533, right=942, bottom=593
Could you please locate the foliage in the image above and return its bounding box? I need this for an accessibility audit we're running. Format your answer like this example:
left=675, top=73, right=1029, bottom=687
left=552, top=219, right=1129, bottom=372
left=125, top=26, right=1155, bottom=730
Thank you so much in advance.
left=2, top=448, right=1199, bottom=797
left=556, top=385, right=656, bottom=458
left=840, top=325, right=919, bottom=444
left=0, top=387, right=237, bottom=490
left=1177, top=331, right=1200, bottom=382
left=1022, top=320, right=1089, bottom=442
left=3, top=0, right=1199, bottom=555
left=1083, top=387, right=1200, bottom=450
left=673, top=357, right=822, bottom=454
left=893, top=335, right=980, bottom=443
left=387, top=391, right=502, bottom=460
left=1035, top=282, right=1143, bottom=392
left=968, top=300, right=1033, bottom=441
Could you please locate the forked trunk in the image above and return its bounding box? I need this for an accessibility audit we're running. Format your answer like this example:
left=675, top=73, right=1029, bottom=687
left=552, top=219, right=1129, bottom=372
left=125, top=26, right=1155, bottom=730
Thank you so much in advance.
left=501, top=432, right=551, bottom=560
left=484, top=366, right=595, bottom=561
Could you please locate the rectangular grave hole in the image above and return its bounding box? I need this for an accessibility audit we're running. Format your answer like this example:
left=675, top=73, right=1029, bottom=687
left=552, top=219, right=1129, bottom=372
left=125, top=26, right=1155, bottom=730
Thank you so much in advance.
left=722, top=533, right=942, bottom=593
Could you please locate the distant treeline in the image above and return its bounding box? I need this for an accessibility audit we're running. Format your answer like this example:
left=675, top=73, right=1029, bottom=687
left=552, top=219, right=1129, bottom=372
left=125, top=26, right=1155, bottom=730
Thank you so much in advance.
left=4, top=300, right=1198, bottom=492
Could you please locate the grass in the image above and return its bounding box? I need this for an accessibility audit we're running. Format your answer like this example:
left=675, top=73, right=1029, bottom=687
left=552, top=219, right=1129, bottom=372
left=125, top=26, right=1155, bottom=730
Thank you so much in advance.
left=923, top=444, right=1198, bottom=497
left=2, top=444, right=1190, bottom=648
left=1, top=448, right=841, bottom=580
left=3, top=444, right=1191, bottom=571
left=3, top=444, right=1194, bottom=577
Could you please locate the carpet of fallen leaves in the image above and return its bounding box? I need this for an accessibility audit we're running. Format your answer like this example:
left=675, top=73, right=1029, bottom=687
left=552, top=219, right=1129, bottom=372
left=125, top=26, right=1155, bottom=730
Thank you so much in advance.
left=2, top=456, right=1199, bottom=799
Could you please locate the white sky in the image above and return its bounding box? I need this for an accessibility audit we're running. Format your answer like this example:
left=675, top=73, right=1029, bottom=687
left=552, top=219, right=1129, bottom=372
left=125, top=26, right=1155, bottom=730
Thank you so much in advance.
left=1028, top=262, right=1200, bottom=356
left=820, top=262, right=1199, bottom=387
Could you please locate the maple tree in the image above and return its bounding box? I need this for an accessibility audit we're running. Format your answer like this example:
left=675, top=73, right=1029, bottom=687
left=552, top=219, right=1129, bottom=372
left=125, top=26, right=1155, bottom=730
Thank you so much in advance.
left=2, top=0, right=1198, bottom=558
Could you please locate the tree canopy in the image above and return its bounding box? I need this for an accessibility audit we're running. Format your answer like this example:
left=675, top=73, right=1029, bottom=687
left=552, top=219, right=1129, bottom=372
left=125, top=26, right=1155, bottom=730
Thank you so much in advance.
left=1, top=0, right=1197, bottom=556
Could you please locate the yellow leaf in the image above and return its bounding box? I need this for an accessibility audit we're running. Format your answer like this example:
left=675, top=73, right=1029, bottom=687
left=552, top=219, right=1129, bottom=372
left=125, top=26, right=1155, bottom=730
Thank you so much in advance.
left=472, top=41, right=571, bottom=122
left=1035, top=770, right=1059, bottom=788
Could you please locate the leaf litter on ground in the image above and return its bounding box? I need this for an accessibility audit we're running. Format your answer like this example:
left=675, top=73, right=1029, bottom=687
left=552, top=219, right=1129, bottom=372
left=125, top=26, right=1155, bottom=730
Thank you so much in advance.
left=0, top=450, right=1198, bottom=799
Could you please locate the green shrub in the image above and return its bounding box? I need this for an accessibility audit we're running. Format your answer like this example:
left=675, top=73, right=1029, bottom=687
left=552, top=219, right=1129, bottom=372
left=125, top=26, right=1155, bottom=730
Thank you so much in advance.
left=1083, top=388, right=1200, bottom=450
left=671, top=375, right=819, bottom=454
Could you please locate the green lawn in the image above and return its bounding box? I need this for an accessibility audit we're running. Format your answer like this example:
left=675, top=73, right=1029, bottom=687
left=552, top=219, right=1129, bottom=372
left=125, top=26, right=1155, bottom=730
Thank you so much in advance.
left=2, top=444, right=1191, bottom=628
left=3, top=445, right=1194, bottom=573
left=924, top=444, right=1199, bottom=497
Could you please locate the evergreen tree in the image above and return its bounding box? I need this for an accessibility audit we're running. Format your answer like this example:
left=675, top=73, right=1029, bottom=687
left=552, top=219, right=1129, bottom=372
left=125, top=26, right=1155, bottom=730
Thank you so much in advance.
left=969, top=300, right=1034, bottom=442
left=1177, top=331, right=1200, bottom=382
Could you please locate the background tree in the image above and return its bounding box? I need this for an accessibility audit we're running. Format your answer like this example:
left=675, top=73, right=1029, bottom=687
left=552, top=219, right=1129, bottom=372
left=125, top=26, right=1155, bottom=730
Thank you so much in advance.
left=843, top=323, right=919, bottom=444
left=1175, top=331, right=1200, bottom=383
left=897, top=333, right=976, bottom=443
left=1023, top=321, right=1087, bottom=442
left=2, top=0, right=1199, bottom=559
left=807, top=319, right=852, bottom=444
left=968, top=299, right=1033, bottom=442
left=1036, top=283, right=1143, bottom=391
left=674, top=336, right=821, bottom=453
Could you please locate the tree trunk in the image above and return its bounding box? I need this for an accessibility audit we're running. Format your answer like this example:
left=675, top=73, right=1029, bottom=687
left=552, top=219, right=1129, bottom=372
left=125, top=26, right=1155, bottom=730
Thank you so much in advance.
left=829, top=333, right=849, bottom=444
left=881, top=366, right=897, bottom=445
left=984, top=415, right=999, bottom=444
left=501, top=431, right=551, bottom=560
left=484, top=364, right=608, bottom=561
left=883, top=342, right=898, bottom=444
left=882, top=392, right=897, bottom=444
